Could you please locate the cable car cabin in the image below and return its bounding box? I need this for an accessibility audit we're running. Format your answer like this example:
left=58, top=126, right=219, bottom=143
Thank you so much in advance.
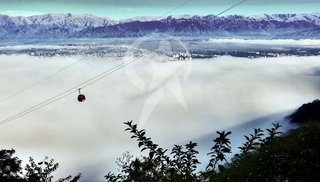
left=78, top=94, right=86, bottom=102
left=77, top=88, right=86, bottom=102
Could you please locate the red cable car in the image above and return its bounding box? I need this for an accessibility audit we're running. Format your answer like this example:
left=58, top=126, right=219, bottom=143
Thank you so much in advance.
left=77, top=89, right=86, bottom=102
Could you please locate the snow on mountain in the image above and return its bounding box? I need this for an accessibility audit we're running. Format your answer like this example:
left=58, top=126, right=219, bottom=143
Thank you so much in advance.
left=77, top=13, right=320, bottom=39
left=0, top=13, right=115, bottom=27
left=251, top=13, right=320, bottom=26
left=119, top=15, right=200, bottom=23
left=0, top=13, right=320, bottom=39
left=119, top=16, right=164, bottom=23
left=0, top=13, right=114, bottom=38
left=28, top=13, right=115, bottom=27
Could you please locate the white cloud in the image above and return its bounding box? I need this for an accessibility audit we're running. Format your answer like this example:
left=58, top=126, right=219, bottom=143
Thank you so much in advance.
left=2, top=10, right=44, bottom=17
left=0, top=54, right=319, bottom=180
left=207, top=39, right=320, bottom=47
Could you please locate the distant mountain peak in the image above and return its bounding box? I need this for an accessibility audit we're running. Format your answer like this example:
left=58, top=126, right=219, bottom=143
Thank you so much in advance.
left=0, top=13, right=320, bottom=39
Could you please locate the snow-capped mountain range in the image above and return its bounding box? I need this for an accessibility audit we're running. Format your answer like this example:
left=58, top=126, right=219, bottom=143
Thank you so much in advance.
left=0, top=13, right=320, bottom=39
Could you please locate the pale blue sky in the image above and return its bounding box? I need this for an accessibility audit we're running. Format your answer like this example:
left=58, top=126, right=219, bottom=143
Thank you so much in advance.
left=0, top=0, right=320, bottom=19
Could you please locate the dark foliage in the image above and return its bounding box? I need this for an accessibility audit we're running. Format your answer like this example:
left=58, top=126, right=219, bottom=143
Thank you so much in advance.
left=0, top=149, right=24, bottom=182
left=0, top=149, right=81, bottom=182
left=263, top=123, right=282, bottom=144
left=3, top=119, right=319, bottom=182
left=105, top=120, right=306, bottom=182
left=212, top=122, right=320, bottom=182
left=238, top=128, right=264, bottom=156
left=25, top=157, right=59, bottom=182
left=206, top=131, right=232, bottom=171
left=105, top=121, right=202, bottom=181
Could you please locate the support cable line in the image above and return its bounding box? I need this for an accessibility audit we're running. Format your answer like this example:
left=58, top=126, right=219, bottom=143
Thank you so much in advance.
left=215, top=0, right=249, bottom=16
left=0, top=55, right=88, bottom=104
left=100, top=0, right=250, bottom=42
left=0, top=0, right=250, bottom=126
left=161, top=0, right=194, bottom=17
left=0, top=56, right=143, bottom=126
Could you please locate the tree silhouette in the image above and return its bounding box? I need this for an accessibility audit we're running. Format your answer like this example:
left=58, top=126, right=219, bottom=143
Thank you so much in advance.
left=105, top=120, right=310, bottom=182
left=206, top=131, right=232, bottom=171
left=0, top=149, right=81, bottom=182
left=0, top=149, right=24, bottom=182
left=263, top=123, right=282, bottom=144
left=105, top=121, right=203, bottom=181
left=238, top=128, right=264, bottom=157
left=25, top=157, right=58, bottom=182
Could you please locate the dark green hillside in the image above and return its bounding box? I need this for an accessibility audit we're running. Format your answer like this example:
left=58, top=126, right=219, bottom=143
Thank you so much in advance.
left=287, top=99, right=320, bottom=124
left=208, top=121, right=320, bottom=182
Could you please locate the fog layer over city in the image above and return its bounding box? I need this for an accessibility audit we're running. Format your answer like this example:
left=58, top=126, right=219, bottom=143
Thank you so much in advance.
left=0, top=54, right=319, bottom=180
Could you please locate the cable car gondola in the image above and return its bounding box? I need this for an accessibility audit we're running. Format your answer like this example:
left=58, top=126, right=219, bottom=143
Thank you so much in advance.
left=77, top=89, right=86, bottom=102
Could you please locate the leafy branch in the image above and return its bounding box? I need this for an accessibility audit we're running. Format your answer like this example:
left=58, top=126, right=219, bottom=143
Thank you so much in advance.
left=207, top=131, right=232, bottom=171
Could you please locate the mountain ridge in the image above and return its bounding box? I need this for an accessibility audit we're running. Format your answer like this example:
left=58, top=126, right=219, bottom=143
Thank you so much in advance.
left=0, top=13, right=320, bottom=39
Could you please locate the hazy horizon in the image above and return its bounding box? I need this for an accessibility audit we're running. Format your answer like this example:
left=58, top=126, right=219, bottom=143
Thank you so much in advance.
left=1, top=0, right=320, bottom=20
left=1, top=11, right=320, bottom=20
